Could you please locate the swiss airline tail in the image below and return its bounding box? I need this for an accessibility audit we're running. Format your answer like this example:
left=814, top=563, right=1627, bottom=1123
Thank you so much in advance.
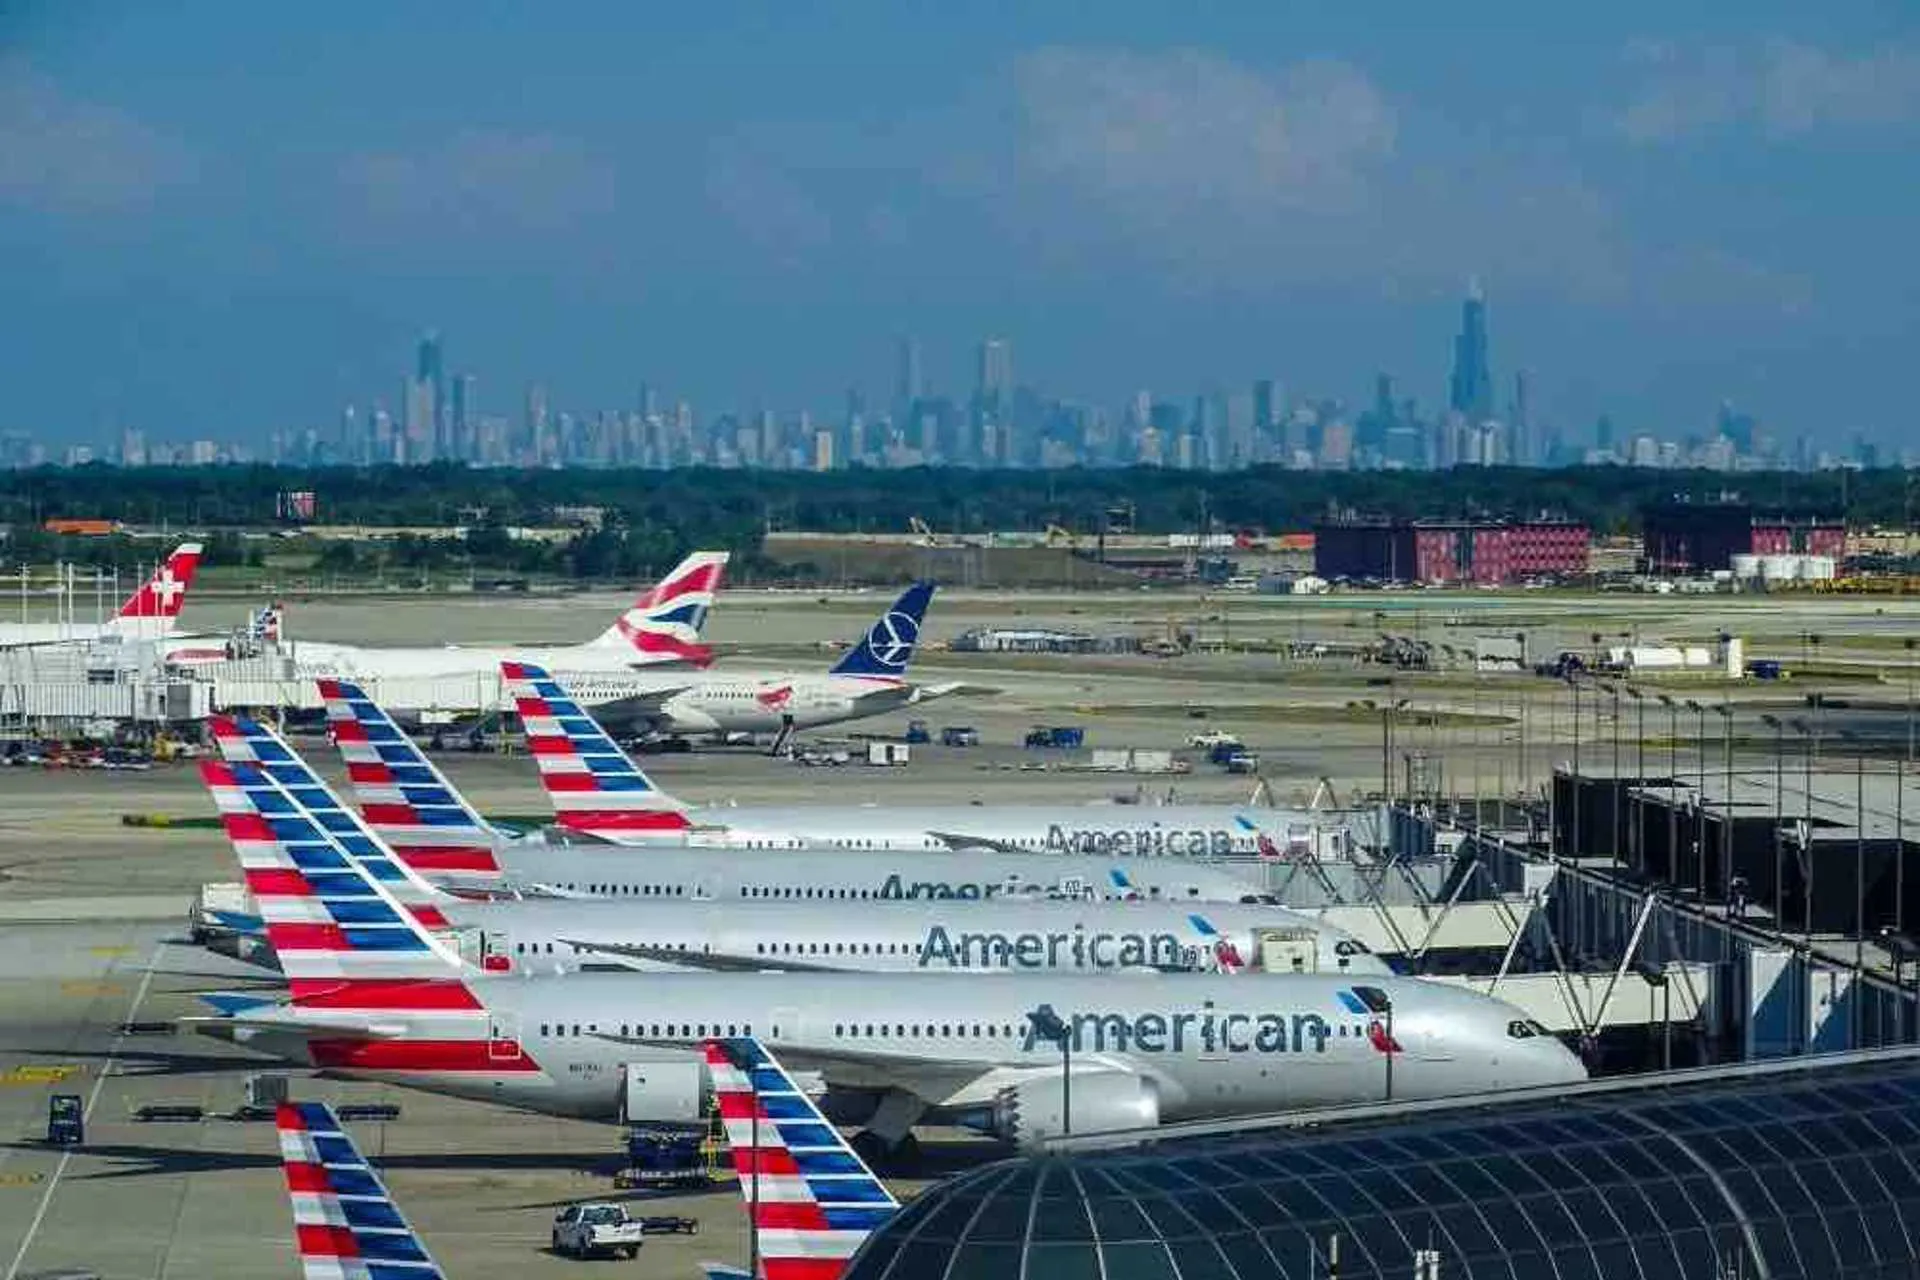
left=702, top=1036, right=899, bottom=1280
left=585, top=550, right=729, bottom=665
left=277, top=1100, right=447, bottom=1280
left=318, top=678, right=504, bottom=880
left=110, top=541, right=202, bottom=634
left=501, top=661, right=691, bottom=839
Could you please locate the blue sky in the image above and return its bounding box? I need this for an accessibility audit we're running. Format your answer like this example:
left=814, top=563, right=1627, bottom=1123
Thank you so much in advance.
left=2, top=2, right=1917, bottom=447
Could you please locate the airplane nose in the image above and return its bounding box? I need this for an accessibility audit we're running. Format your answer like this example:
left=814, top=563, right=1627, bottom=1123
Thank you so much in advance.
left=1541, top=1039, right=1590, bottom=1085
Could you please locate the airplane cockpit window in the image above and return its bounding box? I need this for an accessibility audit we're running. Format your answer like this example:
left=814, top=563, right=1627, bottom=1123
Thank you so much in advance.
left=1349, top=986, right=1394, bottom=1014
left=1507, top=1020, right=1544, bottom=1039
left=1334, top=940, right=1373, bottom=956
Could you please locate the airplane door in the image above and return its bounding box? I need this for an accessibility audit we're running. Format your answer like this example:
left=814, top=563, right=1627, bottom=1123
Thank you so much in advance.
left=488, top=1011, right=523, bottom=1063
left=483, top=930, right=511, bottom=973
left=449, top=925, right=485, bottom=969
left=1256, top=928, right=1317, bottom=974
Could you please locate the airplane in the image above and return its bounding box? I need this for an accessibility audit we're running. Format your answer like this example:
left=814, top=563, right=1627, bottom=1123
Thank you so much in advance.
left=207, top=716, right=1373, bottom=979
left=206, top=717, right=1320, bottom=967
left=272, top=1049, right=895, bottom=1280
left=193, top=749, right=1586, bottom=1157
left=225, top=550, right=729, bottom=687
left=553, top=580, right=961, bottom=745
left=499, top=660, right=1347, bottom=857
left=0, top=542, right=202, bottom=647
left=276, top=1099, right=447, bottom=1280
left=699, top=1035, right=900, bottom=1280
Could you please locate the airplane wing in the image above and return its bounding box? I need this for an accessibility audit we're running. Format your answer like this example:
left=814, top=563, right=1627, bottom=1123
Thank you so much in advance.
left=924, top=829, right=1025, bottom=853
left=556, top=937, right=846, bottom=974
left=180, top=1013, right=412, bottom=1040
left=591, top=1029, right=1002, bottom=1104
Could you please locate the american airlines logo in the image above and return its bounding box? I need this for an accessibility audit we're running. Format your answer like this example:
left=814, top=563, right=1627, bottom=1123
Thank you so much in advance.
left=1044, top=823, right=1236, bottom=857
left=917, top=925, right=1202, bottom=972
left=1020, top=1000, right=1333, bottom=1055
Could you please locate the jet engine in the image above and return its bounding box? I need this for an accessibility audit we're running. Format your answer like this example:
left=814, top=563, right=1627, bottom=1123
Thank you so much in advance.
left=988, top=1070, right=1160, bottom=1149
left=617, top=1060, right=710, bottom=1125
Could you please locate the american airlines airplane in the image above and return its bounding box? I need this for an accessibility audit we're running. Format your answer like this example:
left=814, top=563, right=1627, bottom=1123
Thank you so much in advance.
left=194, top=749, right=1585, bottom=1156
left=274, top=1039, right=899, bottom=1280
left=0, top=542, right=202, bottom=647
left=213, top=714, right=1293, bottom=923
left=195, top=738, right=1383, bottom=977
left=371, top=662, right=1343, bottom=859
left=245, top=550, right=729, bottom=683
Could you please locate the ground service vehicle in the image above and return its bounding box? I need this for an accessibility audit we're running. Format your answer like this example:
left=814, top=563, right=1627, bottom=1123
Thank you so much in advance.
left=46, top=1095, right=82, bottom=1145
left=552, top=1203, right=645, bottom=1259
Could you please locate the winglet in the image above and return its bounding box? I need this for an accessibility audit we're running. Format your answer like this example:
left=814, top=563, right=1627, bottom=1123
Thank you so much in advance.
left=318, top=679, right=504, bottom=880
left=501, top=662, right=691, bottom=839
left=277, top=1100, right=447, bottom=1280
left=702, top=1036, right=898, bottom=1280
left=828, top=582, right=934, bottom=678
left=587, top=550, right=730, bottom=666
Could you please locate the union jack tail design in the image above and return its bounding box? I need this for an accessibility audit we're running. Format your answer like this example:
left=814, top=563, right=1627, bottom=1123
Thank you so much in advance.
left=109, top=541, right=203, bottom=635
left=586, top=550, right=729, bottom=666
left=702, top=1037, right=898, bottom=1280
left=319, top=680, right=503, bottom=881
left=501, top=661, right=691, bottom=839
left=277, top=1099, right=447, bottom=1280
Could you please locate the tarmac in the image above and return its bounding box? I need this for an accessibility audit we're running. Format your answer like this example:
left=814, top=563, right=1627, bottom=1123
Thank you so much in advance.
left=3, top=585, right=1920, bottom=1277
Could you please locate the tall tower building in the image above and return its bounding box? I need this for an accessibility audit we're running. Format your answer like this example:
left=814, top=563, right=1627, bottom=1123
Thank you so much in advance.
left=449, top=374, right=475, bottom=462
left=415, top=331, right=446, bottom=458
left=977, top=338, right=1012, bottom=404
left=1448, top=279, right=1493, bottom=423
left=895, top=338, right=923, bottom=408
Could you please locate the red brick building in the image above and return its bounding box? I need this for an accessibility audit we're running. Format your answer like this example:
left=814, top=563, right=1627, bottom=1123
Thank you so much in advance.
left=1640, top=503, right=1846, bottom=573
left=1314, top=517, right=1590, bottom=584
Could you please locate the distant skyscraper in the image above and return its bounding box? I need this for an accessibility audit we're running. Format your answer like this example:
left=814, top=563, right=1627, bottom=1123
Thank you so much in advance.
left=1448, top=279, right=1493, bottom=423
left=450, top=374, right=474, bottom=461
left=1511, top=371, right=1531, bottom=465
left=977, top=338, right=1012, bottom=404
left=416, top=331, right=446, bottom=456
left=895, top=338, right=923, bottom=407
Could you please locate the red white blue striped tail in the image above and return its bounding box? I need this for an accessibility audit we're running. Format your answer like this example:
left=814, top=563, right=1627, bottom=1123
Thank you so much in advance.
left=278, top=1099, right=446, bottom=1280
left=208, top=716, right=454, bottom=931
left=500, top=661, right=691, bottom=839
left=587, top=549, right=729, bottom=665
left=318, top=680, right=504, bottom=881
left=703, top=1037, right=898, bottom=1280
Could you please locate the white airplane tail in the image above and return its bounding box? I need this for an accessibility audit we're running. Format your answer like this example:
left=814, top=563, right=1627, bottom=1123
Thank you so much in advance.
left=107, top=541, right=202, bottom=638
left=583, top=550, right=729, bottom=665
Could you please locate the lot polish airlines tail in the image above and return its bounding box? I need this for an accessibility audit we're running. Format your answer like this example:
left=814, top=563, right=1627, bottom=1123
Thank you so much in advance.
left=319, top=678, right=505, bottom=881
left=502, top=661, right=691, bottom=840
left=827, top=581, right=934, bottom=680
left=583, top=549, right=729, bottom=666
left=701, top=1036, right=898, bottom=1280
left=277, top=1099, right=447, bottom=1280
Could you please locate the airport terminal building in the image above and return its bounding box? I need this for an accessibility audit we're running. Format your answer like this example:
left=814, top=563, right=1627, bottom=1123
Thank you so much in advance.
left=847, top=1050, right=1920, bottom=1280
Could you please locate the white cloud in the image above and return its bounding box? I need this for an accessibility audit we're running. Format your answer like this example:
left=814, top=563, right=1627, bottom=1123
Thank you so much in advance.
left=1010, top=48, right=1396, bottom=228
left=1615, top=40, right=1920, bottom=143
left=0, top=59, right=193, bottom=213
left=339, top=131, right=618, bottom=236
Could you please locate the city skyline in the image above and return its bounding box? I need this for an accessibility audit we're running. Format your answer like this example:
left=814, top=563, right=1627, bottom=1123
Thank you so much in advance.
left=3, top=5, right=1918, bottom=446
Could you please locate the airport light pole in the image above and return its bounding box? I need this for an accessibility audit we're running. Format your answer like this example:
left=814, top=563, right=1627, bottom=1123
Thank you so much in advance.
left=1026, top=1006, right=1072, bottom=1136
left=1658, top=694, right=1681, bottom=886
left=1686, top=700, right=1709, bottom=900
left=1762, top=714, right=1786, bottom=928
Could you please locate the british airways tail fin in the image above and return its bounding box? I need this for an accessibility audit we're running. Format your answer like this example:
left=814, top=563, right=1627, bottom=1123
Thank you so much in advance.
left=108, top=541, right=202, bottom=638
left=501, top=661, right=691, bottom=841
left=585, top=550, right=729, bottom=665
left=828, top=582, right=935, bottom=679
left=318, top=679, right=505, bottom=881
left=702, top=1036, right=898, bottom=1280
left=277, top=1100, right=447, bottom=1280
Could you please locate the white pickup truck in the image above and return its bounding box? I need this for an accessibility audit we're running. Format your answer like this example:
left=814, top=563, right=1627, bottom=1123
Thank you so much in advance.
left=551, top=1203, right=645, bottom=1259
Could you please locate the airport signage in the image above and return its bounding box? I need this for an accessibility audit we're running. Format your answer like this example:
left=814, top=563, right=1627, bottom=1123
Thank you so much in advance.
left=918, top=924, right=1201, bottom=971
left=1021, top=1000, right=1334, bottom=1055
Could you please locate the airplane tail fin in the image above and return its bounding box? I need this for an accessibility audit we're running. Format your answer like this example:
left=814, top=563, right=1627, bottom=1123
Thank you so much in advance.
left=249, top=601, right=283, bottom=643
left=1186, top=913, right=1247, bottom=974
left=501, top=661, right=691, bottom=840
left=828, top=582, right=935, bottom=678
left=277, top=1100, right=447, bottom=1280
left=585, top=550, right=729, bottom=665
left=702, top=1036, right=899, bottom=1280
left=318, top=679, right=504, bottom=880
left=109, top=541, right=203, bottom=636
